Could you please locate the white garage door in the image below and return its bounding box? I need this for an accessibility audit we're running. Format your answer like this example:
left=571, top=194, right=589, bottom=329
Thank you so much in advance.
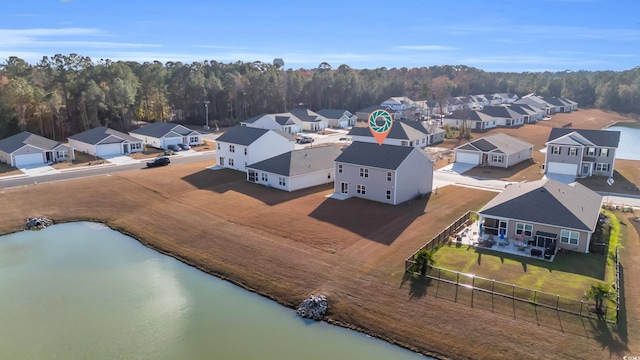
left=14, top=153, right=44, bottom=167
left=456, top=151, right=480, bottom=165
left=163, top=138, right=181, bottom=149
left=96, top=143, right=122, bottom=157
left=547, top=162, right=578, bottom=175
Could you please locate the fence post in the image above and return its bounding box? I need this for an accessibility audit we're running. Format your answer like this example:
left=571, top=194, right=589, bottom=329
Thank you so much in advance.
left=512, top=284, right=516, bottom=319
left=579, top=301, right=583, bottom=317
left=471, top=276, right=475, bottom=308
left=435, top=267, right=440, bottom=298
left=492, top=280, right=495, bottom=313
left=533, top=289, right=537, bottom=305
left=556, top=295, right=560, bottom=310
left=455, top=272, right=460, bottom=303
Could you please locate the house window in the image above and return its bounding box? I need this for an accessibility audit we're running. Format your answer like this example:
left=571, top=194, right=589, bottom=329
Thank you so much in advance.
left=279, top=176, right=286, bottom=186
left=248, top=170, right=258, bottom=182
left=229, top=158, right=234, bottom=166
left=386, top=190, right=391, bottom=200
left=595, top=163, right=610, bottom=172
left=229, top=145, right=235, bottom=153
left=217, top=143, right=220, bottom=150
left=359, top=168, right=369, bottom=178
left=515, top=223, right=533, bottom=237
left=551, top=146, right=560, bottom=155
left=190, top=136, right=199, bottom=143
left=422, top=138, right=426, bottom=144
left=338, top=164, right=343, bottom=174
left=587, top=147, right=596, bottom=156
left=492, top=155, right=503, bottom=163
left=356, top=184, right=366, bottom=195
left=600, top=148, right=609, bottom=157
left=400, top=141, right=408, bottom=146
left=387, top=171, right=392, bottom=182
left=560, top=230, right=579, bottom=245
left=244, top=148, right=247, bottom=155
left=261, top=173, right=268, bottom=182
left=569, top=148, right=577, bottom=156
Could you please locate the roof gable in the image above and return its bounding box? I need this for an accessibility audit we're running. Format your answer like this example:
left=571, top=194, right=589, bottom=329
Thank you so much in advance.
left=216, top=126, right=294, bottom=146
left=0, top=131, right=63, bottom=153
left=68, top=126, right=141, bottom=145
left=129, top=122, right=197, bottom=138
left=335, top=141, right=431, bottom=170
left=548, top=128, right=620, bottom=147
left=248, top=145, right=342, bottom=176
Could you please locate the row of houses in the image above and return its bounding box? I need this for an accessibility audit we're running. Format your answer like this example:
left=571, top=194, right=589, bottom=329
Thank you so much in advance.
left=240, top=108, right=357, bottom=134
left=0, top=122, right=204, bottom=167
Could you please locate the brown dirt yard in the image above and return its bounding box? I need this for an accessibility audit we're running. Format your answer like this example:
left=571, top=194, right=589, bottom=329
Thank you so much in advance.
left=0, top=108, right=638, bottom=359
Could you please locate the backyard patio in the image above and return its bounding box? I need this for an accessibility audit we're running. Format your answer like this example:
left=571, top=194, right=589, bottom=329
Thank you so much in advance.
left=453, top=221, right=557, bottom=261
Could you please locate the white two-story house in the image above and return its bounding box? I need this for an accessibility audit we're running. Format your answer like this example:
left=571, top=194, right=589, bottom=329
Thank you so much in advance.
left=215, top=126, right=296, bottom=172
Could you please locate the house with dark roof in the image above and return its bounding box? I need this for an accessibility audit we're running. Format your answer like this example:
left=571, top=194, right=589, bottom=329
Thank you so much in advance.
left=454, top=133, right=534, bottom=168
left=442, top=109, right=497, bottom=130
left=477, top=178, right=602, bottom=254
left=355, top=105, right=402, bottom=122
left=542, top=96, right=578, bottom=113
left=348, top=120, right=444, bottom=148
left=544, top=128, right=620, bottom=179
left=333, top=141, right=434, bottom=205
left=316, top=109, right=357, bottom=128
left=214, top=126, right=295, bottom=172
left=0, top=131, right=74, bottom=167
left=129, top=122, right=202, bottom=149
left=68, top=127, right=143, bottom=157
left=240, top=113, right=302, bottom=134
left=478, top=106, right=525, bottom=127
left=246, top=145, right=342, bottom=192
left=289, top=108, right=329, bottom=131
left=508, top=103, right=545, bottom=123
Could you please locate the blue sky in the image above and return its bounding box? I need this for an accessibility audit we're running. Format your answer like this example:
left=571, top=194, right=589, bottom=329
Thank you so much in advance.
left=2, top=0, right=639, bottom=72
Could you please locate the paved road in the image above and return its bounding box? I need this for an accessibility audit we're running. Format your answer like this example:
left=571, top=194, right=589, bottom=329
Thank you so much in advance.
left=0, top=152, right=216, bottom=189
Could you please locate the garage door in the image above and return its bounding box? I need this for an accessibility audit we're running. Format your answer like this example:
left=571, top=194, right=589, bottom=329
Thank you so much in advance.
left=547, top=162, right=577, bottom=175
left=14, top=153, right=44, bottom=167
left=96, top=143, right=122, bottom=157
left=163, top=138, right=181, bottom=149
left=455, top=151, right=480, bottom=165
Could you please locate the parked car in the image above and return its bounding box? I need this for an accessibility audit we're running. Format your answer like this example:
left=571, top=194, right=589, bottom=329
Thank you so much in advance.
left=167, top=144, right=181, bottom=152
left=177, top=143, right=191, bottom=150
left=296, top=136, right=314, bottom=144
left=146, top=157, right=171, bottom=168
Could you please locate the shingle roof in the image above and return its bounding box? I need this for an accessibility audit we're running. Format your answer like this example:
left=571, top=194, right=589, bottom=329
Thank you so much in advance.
left=316, top=109, right=351, bottom=119
left=289, top=108, right=326, bottom=123
left=247, top=145, right=342, bottom=176
left=335, top=141, right=432, bottom=170
left=456, top=133, right=533, bottom=154
left=479, top=106, right=521, bottom=119
left=347, top=120, right=431, bottom=140
left=548, top=128, right=620, bottom=148
left=68, top=127, right=141, bottom=145
left=215, top=126, right=294, bottom=146
left=0, top=131, right=65, bottom=153
left=357, top=105, right=389, bottom=114
left=478, top=178, right=602, bottom=232
left=129, top=122, right=197, bottom=137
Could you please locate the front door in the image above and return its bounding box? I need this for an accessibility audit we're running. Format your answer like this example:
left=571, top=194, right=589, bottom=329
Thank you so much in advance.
left=219, top=157, right=224, bottom=166
left=123, top=144, right=129, bottom=154
left=582, top=162, right=590, bottom=175
left=498, top=220, right=507, bottom=238
left=340, top=182, right=349, bottom=194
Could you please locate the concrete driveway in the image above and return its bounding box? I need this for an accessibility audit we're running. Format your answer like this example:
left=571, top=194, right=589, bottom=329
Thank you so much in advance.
left=102, top=155, right=140, bottom=165
left=20, top=164, right=61, bottom=177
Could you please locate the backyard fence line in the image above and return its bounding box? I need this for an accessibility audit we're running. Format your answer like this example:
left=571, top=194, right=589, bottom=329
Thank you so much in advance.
left=408, top=266, right=617, bottom=324
left=615, top=246, right=620, bottom=320
left=404, top=210, right=473, bottom=270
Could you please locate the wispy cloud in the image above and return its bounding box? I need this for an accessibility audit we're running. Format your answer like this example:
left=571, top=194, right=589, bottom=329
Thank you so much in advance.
left=0, top=28, right=160, bottom=50
left=446, top=24, right=640, bottom=42
left=394, top=45, right=456, bottom=51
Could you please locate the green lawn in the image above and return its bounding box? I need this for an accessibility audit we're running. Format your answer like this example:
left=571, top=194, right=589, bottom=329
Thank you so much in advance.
left=431, top=210, right=620, bottom=301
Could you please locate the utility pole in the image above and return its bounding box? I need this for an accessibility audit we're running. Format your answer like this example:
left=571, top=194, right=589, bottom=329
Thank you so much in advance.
left=203, top=100, right=210, bottom=130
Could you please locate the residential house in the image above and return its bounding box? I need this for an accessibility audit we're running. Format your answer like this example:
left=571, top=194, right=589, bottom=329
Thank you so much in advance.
left=514, top=94, right=551, bottom=114
left=355, top=105, right=402, bottom=122
left=543, top=96, right=576, bottom=113
left=442, top=110, right=497, bottom=130
left=316, top=109, right=357, bottom=128
left=214, top=125, right=295, bottom=172
left=0, top=131, right=74, bottom=167
left=544, top=128, right=620, bottom=178
left=240, top=113, right=302, bottom=134
left=129, top=122, right=202, bottom=149
left=289, top=108, right=329, bottom=131
left=508, top=104, right=545, bottom=123
left=348, top=120, right=445, bottom=147
left=68, top=127, right=143, bottom=157
left=477, top=178, right=602, bottom=253
left=454, top=133, right=534, bottom=167
left=246, top=145, right=342, bottom=192
left=478, top=106, right=525, bottom=127
left=333, top=141, right=434, bottom=205
left=493, top=93, right=519, bottom=104
left=381, top=96, right=415, bottom=111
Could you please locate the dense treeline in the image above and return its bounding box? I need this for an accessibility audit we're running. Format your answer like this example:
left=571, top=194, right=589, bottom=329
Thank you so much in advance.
left=0, top=54, right=639, bottom=140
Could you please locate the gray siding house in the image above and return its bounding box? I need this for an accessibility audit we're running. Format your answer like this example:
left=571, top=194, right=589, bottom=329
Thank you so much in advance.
left=454, top=133, right=534, bottom=168
left=544, top=128, right=620, bottom=178
left=478, top=179, right=602, bottom=254
left=0, top=131, right=74, bottom=167
left=334, top=141, right=434, bottom=205
left=348, top=120, right=445, bottom=148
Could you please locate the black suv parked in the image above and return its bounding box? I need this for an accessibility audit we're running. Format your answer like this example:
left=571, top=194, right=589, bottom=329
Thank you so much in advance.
left=146, top=157, right=171, bottom=168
